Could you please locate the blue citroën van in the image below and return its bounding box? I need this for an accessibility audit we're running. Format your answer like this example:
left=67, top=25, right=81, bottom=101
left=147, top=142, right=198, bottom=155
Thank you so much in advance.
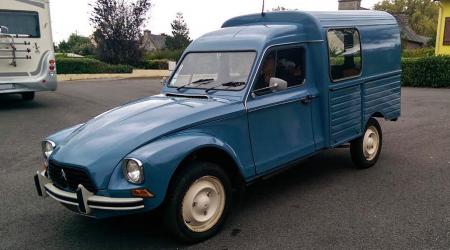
left=34, top=10, right=401, bottom=242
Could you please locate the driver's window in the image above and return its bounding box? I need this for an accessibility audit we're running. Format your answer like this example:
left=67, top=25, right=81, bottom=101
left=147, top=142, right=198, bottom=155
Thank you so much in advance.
left=254, top=47, right=305, bottom=93
left=254, top=51, right=276, bottom=90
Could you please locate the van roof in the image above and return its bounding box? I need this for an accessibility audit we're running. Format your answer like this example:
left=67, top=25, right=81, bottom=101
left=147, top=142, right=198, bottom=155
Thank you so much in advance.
left=223, top=10, right=397, bottom=29
left=186, top=10, right=398, bottom=52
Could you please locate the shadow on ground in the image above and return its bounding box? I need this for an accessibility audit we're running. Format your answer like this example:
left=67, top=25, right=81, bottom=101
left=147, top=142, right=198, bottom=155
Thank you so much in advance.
left=51, top=149, right=354, bottom=248
left=0, top=94, right=47, bottom=110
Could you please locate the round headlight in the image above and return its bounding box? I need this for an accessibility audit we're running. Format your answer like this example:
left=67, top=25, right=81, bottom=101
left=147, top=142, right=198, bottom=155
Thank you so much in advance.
left=123, top=158, right=144, bottom=184
left=42, top=140, right=55, bottom=166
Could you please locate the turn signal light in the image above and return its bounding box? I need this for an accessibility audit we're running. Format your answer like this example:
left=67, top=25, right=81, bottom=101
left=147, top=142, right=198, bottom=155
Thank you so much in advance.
left=132, top=188, right=154, bottom=198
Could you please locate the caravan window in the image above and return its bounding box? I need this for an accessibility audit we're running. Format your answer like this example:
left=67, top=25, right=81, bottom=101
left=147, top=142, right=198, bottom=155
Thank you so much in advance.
left=0, top=10, right=40, bottom=38
left=327, top=28, right=361, bottom=81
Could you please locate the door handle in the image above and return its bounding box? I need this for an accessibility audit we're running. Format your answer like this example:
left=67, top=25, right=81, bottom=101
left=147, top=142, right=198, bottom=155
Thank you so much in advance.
left=300, top=95, right=317, bottom=104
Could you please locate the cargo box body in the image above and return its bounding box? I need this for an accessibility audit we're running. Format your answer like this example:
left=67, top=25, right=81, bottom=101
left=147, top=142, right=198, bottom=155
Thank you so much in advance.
left=217, top=10, right=402, bottom=150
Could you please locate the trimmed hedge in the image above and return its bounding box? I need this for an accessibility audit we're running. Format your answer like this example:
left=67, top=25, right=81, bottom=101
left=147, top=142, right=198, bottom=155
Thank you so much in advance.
left=402, top=48, right=435, bottom=58
left=402, top=56, right=450, bottom=88
left=144, top=49, right=183, bottom=61
left=56, top=57, right=133, bottom=74
left=54, top=53, right=450, bottom=87
left=137, top=59, right=169, bottom=70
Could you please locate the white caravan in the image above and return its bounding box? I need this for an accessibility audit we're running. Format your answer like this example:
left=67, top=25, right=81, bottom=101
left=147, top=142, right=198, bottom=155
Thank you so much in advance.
left=0, top=0, right=56, bottom=101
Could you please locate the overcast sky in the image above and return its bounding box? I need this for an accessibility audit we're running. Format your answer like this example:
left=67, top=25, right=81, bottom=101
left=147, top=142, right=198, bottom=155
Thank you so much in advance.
left=50, top=0, right=381, bottom=43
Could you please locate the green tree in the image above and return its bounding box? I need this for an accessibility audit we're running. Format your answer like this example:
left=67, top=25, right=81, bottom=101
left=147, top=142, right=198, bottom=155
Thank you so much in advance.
left=165, top=12, right=191, bottom=50
left=90, top=0, right=151, bottom=65
left=58, top=33, right=95, bottom=56
left=374, top=0, right=439, bottom=37
left=271, top=6, right=297, bottom=11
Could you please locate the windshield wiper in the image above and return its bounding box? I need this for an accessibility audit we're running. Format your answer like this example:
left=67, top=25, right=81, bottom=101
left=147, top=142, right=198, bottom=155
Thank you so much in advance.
left=176, top=78, right=215, bottom=91
left=205, top=81, right=246, bottom=93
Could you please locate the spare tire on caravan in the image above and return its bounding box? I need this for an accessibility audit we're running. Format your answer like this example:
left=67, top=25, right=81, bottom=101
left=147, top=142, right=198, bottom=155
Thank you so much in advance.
left=0, top=0, right=56, bottom=101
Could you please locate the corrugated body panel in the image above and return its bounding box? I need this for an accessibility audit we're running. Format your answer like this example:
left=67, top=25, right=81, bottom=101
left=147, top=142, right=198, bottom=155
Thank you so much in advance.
left=363, top=74, right=401, bottom=121
left=329, top=85, right=362, bottom=145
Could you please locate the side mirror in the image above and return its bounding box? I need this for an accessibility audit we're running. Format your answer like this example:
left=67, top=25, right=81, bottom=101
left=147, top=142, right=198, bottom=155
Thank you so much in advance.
left=0, top=26, right=8, bottom=34
left=269, top=77, right=288, bottom=91
left=168, top=61, right=176, bottom=72
left=251, top=77, right=288, bottom=98
left=161, top=77, right=167, bottom=85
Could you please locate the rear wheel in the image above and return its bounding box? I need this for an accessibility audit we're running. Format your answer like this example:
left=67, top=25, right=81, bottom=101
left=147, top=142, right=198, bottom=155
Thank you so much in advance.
left=164, top=161, right=232, bottom=243
left=350, top=118, right=382, bottom=169
left=21, top=92, right=35, bottom=101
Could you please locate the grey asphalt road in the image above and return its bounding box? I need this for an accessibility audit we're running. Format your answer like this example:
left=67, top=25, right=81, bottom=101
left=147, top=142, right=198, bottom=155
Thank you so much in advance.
left=1, top=79, right=450, bottom=249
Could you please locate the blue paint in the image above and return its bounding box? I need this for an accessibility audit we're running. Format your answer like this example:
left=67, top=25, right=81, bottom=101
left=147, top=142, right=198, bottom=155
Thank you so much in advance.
left=43, top=10, right=401, bottom=217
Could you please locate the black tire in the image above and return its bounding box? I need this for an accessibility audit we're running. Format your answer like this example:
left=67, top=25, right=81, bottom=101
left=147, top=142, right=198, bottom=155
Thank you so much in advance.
left=350, top=118, right=383, bottom=169
left=164, top=161, right=232, bottom=243
left=21, top=92, right=35, bottom=101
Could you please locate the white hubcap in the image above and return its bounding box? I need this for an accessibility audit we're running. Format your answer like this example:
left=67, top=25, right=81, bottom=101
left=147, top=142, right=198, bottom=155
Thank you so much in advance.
left=182, top=176, right=225, bottom=232
left=363, top=126, right=380, bottom=161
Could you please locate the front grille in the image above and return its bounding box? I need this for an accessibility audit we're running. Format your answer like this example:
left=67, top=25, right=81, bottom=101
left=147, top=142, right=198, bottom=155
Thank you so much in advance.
left=48, top=161, right=96, bottom=193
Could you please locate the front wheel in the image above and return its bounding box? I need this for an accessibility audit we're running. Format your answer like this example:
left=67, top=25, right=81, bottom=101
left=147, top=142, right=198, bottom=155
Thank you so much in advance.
left=164, top=161, right=232, bottom=243
left=350, top=118, right=382, bottom=169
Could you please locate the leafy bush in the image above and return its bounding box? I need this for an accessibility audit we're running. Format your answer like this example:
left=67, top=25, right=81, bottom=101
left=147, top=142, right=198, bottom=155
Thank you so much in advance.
left=56, top=57, right=133, bottom=74
left=137, top=59, right=169, bottom=70
left=402, top=56, right=450, bottom=87
left=144, top=49, right=184, bottom=61
left=57, top=33, right=95, bottom=56
left=402, top=48, right=435, bottom=58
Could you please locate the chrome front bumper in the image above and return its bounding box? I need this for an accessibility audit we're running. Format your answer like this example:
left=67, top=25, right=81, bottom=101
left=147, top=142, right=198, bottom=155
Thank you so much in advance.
left=34, top=170, right=144, bottom=215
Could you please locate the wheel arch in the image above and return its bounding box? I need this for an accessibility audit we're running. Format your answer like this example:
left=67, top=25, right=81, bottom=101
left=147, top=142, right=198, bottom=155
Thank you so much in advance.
left=368, top=111, right=398, bottom=122
left=370, top=112, right=384, bottom=119
left=124, top=132, right=249, bottom=210
left=169, top=145, right=246, bottom=193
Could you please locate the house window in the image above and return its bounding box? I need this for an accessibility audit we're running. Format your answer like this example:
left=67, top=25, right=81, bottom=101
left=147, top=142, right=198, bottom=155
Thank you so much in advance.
left=327, top=28, right=362, bottom=81
left=444, top=17, right=450, bottom=46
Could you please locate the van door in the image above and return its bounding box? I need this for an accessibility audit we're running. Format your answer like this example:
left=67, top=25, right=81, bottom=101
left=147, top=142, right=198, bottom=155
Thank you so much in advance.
left=246, top=45, right=316, bottom=174
left=327, top=28, right=363, bottom=146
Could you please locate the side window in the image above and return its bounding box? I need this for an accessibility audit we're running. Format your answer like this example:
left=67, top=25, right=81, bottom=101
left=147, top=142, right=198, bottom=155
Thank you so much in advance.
left=276, top=48, right=305, bottom=87
left=254, top=47, right=305, bottom=92
left=254, top=51, right=276, bottom=91
left=327, top=28, right=362, bottom=81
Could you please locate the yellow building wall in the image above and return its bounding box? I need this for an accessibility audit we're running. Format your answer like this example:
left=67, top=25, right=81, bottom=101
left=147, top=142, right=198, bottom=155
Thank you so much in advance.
left=436, top=0, right=450, bottom=55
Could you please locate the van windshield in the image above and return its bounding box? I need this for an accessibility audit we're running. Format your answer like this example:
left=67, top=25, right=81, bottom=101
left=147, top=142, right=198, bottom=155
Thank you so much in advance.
left=169, top=51, right=256, bottom=91
left=0, top=10, right=40, bottom=37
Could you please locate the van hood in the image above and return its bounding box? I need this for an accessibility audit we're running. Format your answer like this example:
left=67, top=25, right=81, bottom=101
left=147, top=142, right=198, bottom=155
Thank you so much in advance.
left=50, top=94, right=242, bottom=189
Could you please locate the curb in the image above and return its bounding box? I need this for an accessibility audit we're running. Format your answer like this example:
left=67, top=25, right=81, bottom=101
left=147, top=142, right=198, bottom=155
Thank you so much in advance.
left=58, top=70, right=170, bottom=81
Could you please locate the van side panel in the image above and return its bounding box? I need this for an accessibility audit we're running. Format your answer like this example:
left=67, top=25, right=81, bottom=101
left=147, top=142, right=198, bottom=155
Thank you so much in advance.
left=360, top=25, right=402, bottom=122
left=329, top=84, right=362, bottom=146
left=363, top=73, right=401, bottom=121
left=327, top=22, right=401, bottom=146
